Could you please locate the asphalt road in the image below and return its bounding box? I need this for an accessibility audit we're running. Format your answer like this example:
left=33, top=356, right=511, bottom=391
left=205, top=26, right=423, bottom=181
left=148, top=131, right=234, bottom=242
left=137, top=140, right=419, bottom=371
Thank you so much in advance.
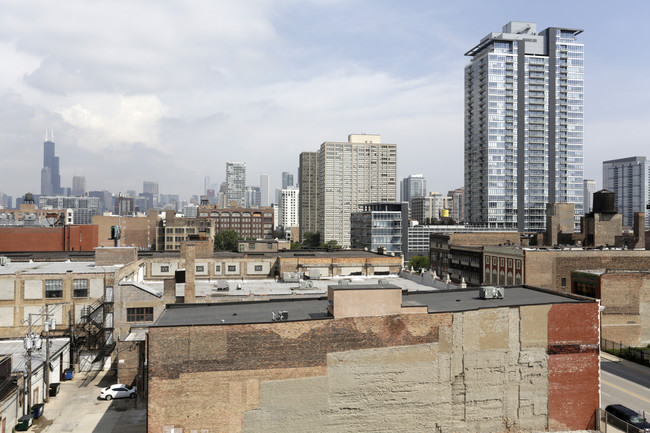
left=601, top=353, right=650, bottom=418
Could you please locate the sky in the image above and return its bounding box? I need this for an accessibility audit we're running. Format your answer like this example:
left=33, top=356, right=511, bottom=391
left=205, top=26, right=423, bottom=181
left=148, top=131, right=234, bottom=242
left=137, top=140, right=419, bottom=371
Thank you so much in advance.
left=0, top=0, right=649, bottom=202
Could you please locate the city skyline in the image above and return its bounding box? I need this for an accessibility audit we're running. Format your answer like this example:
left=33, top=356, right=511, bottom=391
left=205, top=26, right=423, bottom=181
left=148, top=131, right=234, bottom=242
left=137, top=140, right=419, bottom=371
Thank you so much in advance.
left=0, top=2, right=649, bottom=199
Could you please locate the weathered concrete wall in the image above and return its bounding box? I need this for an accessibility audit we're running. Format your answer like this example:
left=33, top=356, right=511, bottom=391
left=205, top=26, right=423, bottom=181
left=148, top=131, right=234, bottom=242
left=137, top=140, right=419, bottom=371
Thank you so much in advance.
left=147, top=303, right=599, bottom=433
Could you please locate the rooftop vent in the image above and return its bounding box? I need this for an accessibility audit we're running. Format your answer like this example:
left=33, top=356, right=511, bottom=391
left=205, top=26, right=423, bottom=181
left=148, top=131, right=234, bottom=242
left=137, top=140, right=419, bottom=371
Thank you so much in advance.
left=479, top=286, right=504, bottom=300
left=272, top=311, right=289, bottom=321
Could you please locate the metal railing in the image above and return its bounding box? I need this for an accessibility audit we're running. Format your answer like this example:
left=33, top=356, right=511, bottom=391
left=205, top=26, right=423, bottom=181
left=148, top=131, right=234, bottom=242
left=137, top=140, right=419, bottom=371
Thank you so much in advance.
left=597, top=407, right=650, bottom=432
left=602, top=338, right=650, bottom=367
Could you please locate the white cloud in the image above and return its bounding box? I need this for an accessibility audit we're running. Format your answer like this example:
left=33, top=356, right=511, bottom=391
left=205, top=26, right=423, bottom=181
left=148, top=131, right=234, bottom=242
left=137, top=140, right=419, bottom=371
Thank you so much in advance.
left=59, top=94, right=166, bottom=152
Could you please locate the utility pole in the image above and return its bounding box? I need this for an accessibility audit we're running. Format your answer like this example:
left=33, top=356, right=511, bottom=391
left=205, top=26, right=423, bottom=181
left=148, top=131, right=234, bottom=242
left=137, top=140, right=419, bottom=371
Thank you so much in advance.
left=23, top=314, right=42, bottom=414
left=44, top=305, right=51, bottom=403
left=25, top=315, right=32, bottom=414
left=43, top=302, right=65, bottom=403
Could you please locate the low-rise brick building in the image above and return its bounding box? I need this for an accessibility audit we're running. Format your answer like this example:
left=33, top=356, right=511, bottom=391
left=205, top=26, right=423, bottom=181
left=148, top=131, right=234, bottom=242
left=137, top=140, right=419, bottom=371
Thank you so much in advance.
left=147, top=284, right=599, bottom=433
left=485, top=245, right=650, bottom=292
left=572, top=269, right=650, bottom=347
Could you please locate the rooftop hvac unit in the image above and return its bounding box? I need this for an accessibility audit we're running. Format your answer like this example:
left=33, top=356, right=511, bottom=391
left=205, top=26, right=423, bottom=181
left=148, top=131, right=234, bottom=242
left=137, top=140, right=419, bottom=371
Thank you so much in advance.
left=377, top=279, right=390, bottom=285
left=479, top=286, right=504, bottom=300
left=0, top=257, right=8, bottom=266
left=339, top=279, right=351, bottom=285
left=299, top=280, right=313, bottom=289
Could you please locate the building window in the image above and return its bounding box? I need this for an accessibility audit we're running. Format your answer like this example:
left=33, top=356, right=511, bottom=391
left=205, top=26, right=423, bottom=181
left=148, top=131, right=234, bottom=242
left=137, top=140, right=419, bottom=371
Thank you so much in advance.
left=267, top=243, right=273, bottom=250
left=45, top=280, right=63, bottom=298
left=127, top=307, right=154, bottom=322
left=73, top=279, right=88, bottom=298
left=215, top=265, right=221, bottom=272
left=196, top=265, right=204, bottom=272
left=227, top=265, right=236, bottom=272
left=561, top=278, right=567, bottom=287
left=249, top=243, right=255, bottom=249
left=161, top=266, right=169, bottom=272
left=254, top=265, right=263, bottom=272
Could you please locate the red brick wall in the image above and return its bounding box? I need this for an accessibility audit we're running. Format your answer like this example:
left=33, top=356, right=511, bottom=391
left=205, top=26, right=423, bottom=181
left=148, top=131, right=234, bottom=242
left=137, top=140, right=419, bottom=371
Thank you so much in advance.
left=0, top=226, right=98, bottom=252
left=547, top=303, right=599, bottom=430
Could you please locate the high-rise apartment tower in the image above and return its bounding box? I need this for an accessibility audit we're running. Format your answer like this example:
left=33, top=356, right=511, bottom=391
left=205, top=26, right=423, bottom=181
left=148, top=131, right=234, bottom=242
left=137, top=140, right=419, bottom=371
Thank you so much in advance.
left=316, top=134, right=397, bottom=247
left=226, top=162, right=246, bottom=207
left=299, top=152, right=319, bottom=241
left=465, top=22, right=584, bottom=231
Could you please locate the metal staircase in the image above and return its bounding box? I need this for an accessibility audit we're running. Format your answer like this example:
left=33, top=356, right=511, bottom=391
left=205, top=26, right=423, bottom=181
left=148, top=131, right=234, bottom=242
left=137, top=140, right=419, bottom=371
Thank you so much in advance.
left=77, top=286, right=115, bottom=363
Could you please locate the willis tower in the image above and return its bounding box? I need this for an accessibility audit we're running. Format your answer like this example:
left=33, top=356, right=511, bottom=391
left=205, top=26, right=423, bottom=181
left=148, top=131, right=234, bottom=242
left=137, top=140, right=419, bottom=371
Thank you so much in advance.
left=41, top=131, right=62, bottom=196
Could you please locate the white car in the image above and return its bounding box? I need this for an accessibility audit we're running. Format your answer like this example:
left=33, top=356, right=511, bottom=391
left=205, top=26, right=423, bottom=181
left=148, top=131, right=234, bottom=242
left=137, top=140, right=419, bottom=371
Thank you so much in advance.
left=99, top=384, right=137, bottom=400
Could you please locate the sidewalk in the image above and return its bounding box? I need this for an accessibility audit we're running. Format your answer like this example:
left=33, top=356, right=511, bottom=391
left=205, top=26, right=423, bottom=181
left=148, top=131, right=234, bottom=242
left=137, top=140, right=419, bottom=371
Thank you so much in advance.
left=601, top=350, right=650, bottom=376
left=31, top=369, right=146, bottom=433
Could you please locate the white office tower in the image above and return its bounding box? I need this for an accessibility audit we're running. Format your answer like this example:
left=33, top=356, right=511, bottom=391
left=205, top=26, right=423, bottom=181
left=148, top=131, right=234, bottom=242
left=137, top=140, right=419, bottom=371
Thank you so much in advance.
left=603, top=157, right=650, bottom=229
left=226, top=162, right=246, bottom=207
left=465, top=22, right=584, bottom=231
left=317, top=134, right=397, bottom=247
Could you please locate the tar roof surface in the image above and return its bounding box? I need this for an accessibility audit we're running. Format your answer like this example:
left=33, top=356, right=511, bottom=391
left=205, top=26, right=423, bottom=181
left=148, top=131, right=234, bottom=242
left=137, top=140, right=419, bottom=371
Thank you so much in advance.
left=153, top=286, right=591, bottom=328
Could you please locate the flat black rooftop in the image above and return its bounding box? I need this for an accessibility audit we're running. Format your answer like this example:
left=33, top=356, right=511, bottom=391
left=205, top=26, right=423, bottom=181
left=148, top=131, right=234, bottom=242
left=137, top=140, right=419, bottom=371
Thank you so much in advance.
left=152, top=285, right=592, bottom=328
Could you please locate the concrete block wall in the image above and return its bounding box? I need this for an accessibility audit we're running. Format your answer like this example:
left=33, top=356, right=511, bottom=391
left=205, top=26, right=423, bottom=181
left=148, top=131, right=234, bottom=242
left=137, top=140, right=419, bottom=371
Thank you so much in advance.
left=147, top=301, right=599, bottom=433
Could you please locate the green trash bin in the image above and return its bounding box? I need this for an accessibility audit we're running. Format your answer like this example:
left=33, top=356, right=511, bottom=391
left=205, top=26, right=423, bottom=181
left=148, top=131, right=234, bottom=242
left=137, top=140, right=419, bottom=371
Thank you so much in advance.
left=15, top=414, right=33, bottom=431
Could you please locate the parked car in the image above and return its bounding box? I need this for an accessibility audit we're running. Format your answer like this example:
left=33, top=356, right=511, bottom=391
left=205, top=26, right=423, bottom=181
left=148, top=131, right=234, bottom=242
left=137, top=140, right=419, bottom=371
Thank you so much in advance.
left=99, top=384, right=137, bottom=400
left=605, top=404, right=650, bottom=433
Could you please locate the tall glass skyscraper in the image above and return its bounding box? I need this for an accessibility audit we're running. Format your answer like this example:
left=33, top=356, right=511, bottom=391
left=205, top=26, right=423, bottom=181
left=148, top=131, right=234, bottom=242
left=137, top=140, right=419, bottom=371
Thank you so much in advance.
left=603, top=156, right=650, bottom=229
left=464, top=22, right=584, bottom=231
left=41, top=133, right=62, bottom=196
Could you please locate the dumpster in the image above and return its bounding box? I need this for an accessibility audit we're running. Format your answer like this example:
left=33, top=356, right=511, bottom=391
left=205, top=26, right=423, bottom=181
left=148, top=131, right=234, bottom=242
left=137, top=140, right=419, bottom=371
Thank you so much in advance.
left=31, top=403, right=44, bottom=419
left=15, top=414, right=33, bottom=431
left=49, top=382, right=61, bottom=396
left=64, top=368, right=74, bottom=380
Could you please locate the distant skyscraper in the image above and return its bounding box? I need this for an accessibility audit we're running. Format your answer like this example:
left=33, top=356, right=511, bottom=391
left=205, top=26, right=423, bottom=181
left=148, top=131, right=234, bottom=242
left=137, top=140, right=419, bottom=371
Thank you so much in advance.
left=583, top=179, right=596, bottom=214
left=72, top=176, right=86, bottom=197
left=315, top=134, right=397, bottom=247
left=282, top=172, right=294, bottom=189
left=603, top=157, right=650, bottom=229
left=465, top=22, right=584, bottom=231
left=246, top=186, right=261, bottom=208
left=143, top=181, right=159, bottom=205
left=448, top=187, right=465, bottom=223
left=41, top=132, right=62, bottom=196
left=260, top=174, right=270, bottom=207
left=299, top=152, right=319, bottom=241
left=400, top=174, right=427, bottom=203
left=226, top=162, right=246, bottom=207
left=204, top=176, right=211, bottom=195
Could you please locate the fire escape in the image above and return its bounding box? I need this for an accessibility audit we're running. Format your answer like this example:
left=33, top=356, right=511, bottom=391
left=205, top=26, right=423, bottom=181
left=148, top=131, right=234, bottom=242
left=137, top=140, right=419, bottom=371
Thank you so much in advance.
left=77, top=286, right=115, bottom=363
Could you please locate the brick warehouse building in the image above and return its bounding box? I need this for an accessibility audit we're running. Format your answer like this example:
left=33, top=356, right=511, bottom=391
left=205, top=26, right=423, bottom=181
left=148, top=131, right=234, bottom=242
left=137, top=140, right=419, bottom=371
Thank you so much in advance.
left=147, top=284, right=599, bottom=433
left=0, top=225, right=98, bottom=252
left=483, top=245, right=650, bottom=292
